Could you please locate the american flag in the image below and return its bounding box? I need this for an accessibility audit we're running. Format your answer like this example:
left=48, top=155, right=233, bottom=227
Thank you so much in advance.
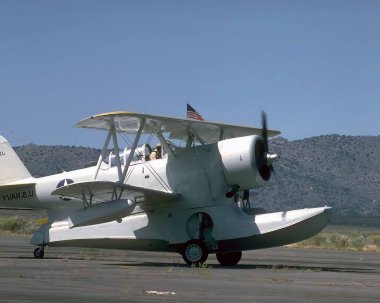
left=186, top=103, right=204, bottom=121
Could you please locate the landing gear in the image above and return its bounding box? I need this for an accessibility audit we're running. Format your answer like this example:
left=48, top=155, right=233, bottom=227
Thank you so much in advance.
left=182, top=239, right=208, bottom=265
left=33, top=247, right=45, bottom=259
left=216, top=251, right=242, bottom=266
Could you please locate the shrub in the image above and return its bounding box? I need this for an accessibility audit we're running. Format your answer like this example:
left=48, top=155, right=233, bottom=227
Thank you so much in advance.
left=0, top=216, right=26, bottom=233
left=0, top=216, right=40, bottom=235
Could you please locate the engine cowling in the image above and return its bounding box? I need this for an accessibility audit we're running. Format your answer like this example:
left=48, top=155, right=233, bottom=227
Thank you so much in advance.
left=217, top=135, right=271, bottom=190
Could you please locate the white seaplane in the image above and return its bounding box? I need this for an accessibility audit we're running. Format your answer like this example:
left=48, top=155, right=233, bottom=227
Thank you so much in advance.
left=0, top=111, right=331, bottom=265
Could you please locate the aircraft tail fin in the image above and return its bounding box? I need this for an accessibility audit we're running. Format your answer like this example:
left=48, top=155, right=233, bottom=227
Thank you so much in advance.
left=0, top=136, right=32, bottom=184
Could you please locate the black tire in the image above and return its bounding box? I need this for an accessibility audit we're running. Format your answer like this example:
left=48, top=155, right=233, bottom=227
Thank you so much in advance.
left=34, top=247, right=44, bottom=259
left=182, top=239, right=208, bottom=265
left=216, top=251, right=242, bottom=266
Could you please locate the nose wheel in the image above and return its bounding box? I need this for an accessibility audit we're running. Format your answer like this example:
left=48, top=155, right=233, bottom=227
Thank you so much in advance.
left=33, top=247, right=45, bottom=259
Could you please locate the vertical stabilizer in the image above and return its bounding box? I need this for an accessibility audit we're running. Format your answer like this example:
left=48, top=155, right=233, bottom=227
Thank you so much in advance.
left=0, top=136, right=32, bottom=184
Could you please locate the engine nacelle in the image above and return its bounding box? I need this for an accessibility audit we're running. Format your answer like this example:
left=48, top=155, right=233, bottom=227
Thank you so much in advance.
left=217, top=135, right=271, bottom=190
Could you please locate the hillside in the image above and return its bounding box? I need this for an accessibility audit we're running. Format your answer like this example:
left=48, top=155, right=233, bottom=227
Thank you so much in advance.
left=14, top=144, right=100, bottom=176
left=12, top=135, right=380, bottom=218
left=254, top=135, right=380, bottom=218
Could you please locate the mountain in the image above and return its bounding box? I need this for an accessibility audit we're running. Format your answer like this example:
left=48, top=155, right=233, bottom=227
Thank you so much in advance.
left=14, top=144, right=100, bottom=176
left=13, top=135, right=380, bottom=218
left=254, top=135, right=380, bottom=218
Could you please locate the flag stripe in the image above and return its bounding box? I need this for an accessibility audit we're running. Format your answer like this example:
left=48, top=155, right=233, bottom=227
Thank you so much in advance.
left=187, top=103, right=204, bottom=121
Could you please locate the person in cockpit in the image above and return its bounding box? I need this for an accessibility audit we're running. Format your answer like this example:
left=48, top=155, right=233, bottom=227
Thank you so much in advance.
left=149, top=143, right=162, bottom=160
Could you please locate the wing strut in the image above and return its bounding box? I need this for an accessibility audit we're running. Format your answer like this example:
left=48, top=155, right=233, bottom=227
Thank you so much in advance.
left=91, top=118, right=146, bottom=184
left=186, top=126, right=206, bottom=147
left=111, top=125, right=123, bottom=182
left=92, top=128, right=113, bottom=180
left=121, top=118, right=146, bottom=182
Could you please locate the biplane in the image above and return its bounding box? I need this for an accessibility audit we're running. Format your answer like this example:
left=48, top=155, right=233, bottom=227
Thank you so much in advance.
left=0, top=111, right=331, bottom=265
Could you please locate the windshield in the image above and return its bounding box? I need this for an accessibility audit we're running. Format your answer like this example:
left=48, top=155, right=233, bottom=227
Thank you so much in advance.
left=103, top=144, right=151, bottom=167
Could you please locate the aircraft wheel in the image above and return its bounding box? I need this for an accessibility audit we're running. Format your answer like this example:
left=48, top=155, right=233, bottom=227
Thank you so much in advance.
left=33, top=247, right=44, bottom=259
left=182, top=239, right=208, bottom=265
left=216, top=251, right=242, bottom=266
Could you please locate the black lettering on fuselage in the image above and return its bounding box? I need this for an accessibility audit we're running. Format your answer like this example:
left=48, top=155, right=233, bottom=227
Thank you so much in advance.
left=1, top=190, right=34, bottom=202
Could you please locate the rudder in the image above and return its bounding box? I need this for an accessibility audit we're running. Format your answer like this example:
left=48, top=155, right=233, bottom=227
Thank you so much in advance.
left=0, top=136, right=32, bottom=184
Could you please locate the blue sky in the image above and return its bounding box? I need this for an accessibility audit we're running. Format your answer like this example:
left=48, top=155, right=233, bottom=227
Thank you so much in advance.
left=1, top=0, right=379, bottom=147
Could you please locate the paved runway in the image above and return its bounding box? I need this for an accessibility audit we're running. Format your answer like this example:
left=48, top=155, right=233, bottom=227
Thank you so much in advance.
left=0, top=236, right=379, bottom=303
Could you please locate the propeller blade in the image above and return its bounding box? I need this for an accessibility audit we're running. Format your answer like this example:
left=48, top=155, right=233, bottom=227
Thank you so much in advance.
left=270, top=165, right=276, bottom=177
left=261, top=111, right=268, bottom=152
left=258, top=110, right=279, bottom=181
left=243, top=189, right=249, bottom=201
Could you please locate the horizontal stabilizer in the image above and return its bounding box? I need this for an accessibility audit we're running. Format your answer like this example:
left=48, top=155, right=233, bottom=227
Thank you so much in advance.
left=0, top=182, right=36, bottom=190
left=0, top=182, right=37, bottom=209
left=0, top=207, right=33, bottom=210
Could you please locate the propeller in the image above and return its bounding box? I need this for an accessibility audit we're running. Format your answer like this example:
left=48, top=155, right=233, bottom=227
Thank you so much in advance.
left=257, top=111, right=279, bottom=180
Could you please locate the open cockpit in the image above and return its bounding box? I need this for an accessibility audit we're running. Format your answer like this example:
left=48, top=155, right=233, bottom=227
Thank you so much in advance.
left=103, top=144, right=153, bottom=168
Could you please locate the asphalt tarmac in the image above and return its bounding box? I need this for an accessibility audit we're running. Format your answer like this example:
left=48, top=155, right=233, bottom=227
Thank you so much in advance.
left=0, top=236, right=379, bottom=303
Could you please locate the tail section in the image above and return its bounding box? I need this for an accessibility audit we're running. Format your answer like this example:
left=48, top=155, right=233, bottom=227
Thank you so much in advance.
left=0, top=135, right=32, bottom=184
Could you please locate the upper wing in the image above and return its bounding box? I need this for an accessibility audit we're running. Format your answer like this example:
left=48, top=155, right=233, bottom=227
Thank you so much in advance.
left=75, top=111, right=280, bottom=144
left=51, top=180, right=180, bottom=211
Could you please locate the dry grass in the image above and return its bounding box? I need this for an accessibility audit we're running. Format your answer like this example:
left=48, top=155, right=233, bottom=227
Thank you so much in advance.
left=0, top=216, right=40, bottom=236
left=288, top=225, right=380, bottom=252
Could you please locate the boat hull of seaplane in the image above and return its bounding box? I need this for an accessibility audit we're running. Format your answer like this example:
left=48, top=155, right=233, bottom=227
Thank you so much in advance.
left=32, top=205, right=331, bottom=254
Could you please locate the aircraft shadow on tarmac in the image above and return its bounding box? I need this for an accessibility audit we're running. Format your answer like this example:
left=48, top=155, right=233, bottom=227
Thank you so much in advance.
left=105, top=261, right=375, bottom=274
left=2, top=254, right=375, bottom=274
